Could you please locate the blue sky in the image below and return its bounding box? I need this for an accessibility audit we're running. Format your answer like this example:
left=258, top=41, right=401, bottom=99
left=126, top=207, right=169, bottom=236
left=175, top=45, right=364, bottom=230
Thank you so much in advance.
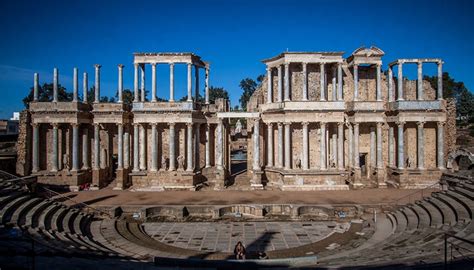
left=0, top=0, right=473, bottom=119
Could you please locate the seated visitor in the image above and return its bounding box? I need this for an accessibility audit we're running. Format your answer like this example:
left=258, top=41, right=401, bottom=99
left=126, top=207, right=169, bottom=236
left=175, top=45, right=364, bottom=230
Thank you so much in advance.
left=234, top=241, right=246, bottom=260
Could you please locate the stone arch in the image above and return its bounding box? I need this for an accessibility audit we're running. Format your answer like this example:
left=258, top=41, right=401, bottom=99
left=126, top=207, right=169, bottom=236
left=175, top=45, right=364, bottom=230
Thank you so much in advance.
left=446, top=148, right=474, bottom=171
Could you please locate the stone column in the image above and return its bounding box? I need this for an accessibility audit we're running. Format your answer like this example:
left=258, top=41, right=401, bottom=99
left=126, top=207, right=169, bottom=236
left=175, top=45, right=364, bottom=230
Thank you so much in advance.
left=169, top=63, right=175, bottom=102
left=267, top=123, right=274, bottom=167
left=117, top=124, right=123, bottom=170
left=216, top=120, right=223, bottom=170
left=32, top=123, right=39, bottom=173
left=277, top=65, right=283, bottom=102
left=93, top=124, right=100, bottom=170
left=73, top=68, right=78, bottom=102
left=51, top=123, right=59, bottom=172
left=186, top=123, right=194, bottom=171
left=150, top=123, right=157, bottom=171
left=302, top=122, right=309, bottom=170
left=437, top=61, right=443, bottom=100
left=169, top=123, right=176, bottom=171
left=302, top=63, right=308, bottom=101
left=53, top=68, right=58, bottom=102
left=195, top=124, right=200, bottom=169
left=82, top=127, right=89, bottom=169
left=417, top=121, right=425, bottom=170
left=71, top=124, right=79, bottom=171
left=187, top=63, right=193, bottom=101
left=133, top=124, right=139, bottom=172
left=370, top=127, right=376, bottom=168
left=33, top=73, right=39, bottom=101
left=397, top=63, right=404, bottom=101
left=338, top=122, right=344, bottom=170
left=320, top=63, right=326, bottom=101
left=388, top=125, right=394, bottom=167
left=118, top=64, right=124, bottom=103
left=205, top=124, right=211, bottom=168
left=353, top=123, right=360, bottom=168
left=376, top=64, right=382, bottom=101
left=205, top=67, right=210, bottom=104
left=140, top=64, right=145, bottom=102
left=195, top=66, right=200, bottom=101
left=376, top=122, right=383, bottom=169
left=151, top=63, right=157, bottom=102
left=332, top=67, right=337, bottom=101
left=388, top=66, right=393, bottom=102
left=284, top=63, right=290, bottom=101
left=397, top=121, right=405, bottom=169
left=320, top=122, right=327, bottom=170
left=267, top=67, right=273, bottom=103
left=337, top=63, right=343, bottom=101
left=139, top=124, right=146, bottom=170
left=332, top=127, right=337, bottom=167
left=94, top=64, right=101, bottom=103
left=253, top=119, right=260, bottom=171
left=134, top=63, right=139, bottom=102
left=277, top=122, right=283, bottom=168
left=353, top=64, right=358, bottom=101
left=123, top=127, right=130, bottom=169
left=417, top=62, right=423, bottom=100
left=348, top=124, right=353, bottom=167
left=284, top=122, right=291, bottom=170
left=437, top=122, right=445, bottom=169
left=83, top=72, right=88, bottom=103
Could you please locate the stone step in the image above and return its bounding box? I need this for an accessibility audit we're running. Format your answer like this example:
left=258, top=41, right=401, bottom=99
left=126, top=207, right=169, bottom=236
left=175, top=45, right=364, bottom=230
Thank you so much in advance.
left=23, top=200, right=54, bottom=228
left=435, top=192, right=470, bottom=223
left=424, top=196, right=456, bottom=225
left=9, top=197, right=43, bottom=225
left=0, top=192, right=25, bottom=208
left=61, top=209, right=77, bottom=234
left=408, top=204, right=430, bottom=228
left=50, top=207, right=68, bottom=232
left=38, top=203, right=61, bottom=230
left=416, top=200, right=443, bottom=227
left=392, top=210, right=407, bottom=232
left=445, top=190, right=473, bottom=219
left=99, top=220, right=150, bottom=258
left=89, top=220, right=132, bottom=257
left=0, top=194, right=31, bottom=224
left=451, top=186, right=474, bottom=201
left=400, top=207, right=418, bottom=231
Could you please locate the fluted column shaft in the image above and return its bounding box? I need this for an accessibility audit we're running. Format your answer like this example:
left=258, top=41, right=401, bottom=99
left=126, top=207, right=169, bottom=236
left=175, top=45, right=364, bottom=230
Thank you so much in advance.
left=338, top=123, right=344, bottom=170
left=94, top=65, right=101, bottom=103
left=388, top=125, right=395, bottom=167
left=32, top=123, right=39, bottom=173
left=150, top=124, right=157, bottom=171
left=53, top=68, right=58, bottom=102
left=417, top=122, right=425, bottom=170
left=133, top=124, right=139, bottom=172
left=376, top=64, right=382, bottom=101
left=51, top=124, right=59, bottom=172
left=376, top=123, right=383, bottom=169
left=277, top=123, right=283, bottom=168
left=253, top=119, right=260, bottom=171
left=437, top=122, right=445, bottom=169
left=277, top=66, right=283, bottom=102
left=72, top=124, right=79, bottom=171
left=337, top=63, right=343, bottom=101
left=186, top=123, right=193, bottom=171
left=140, top=64, right=145, bottom=102
left=417, top=62, right=423, bottom=100
left=284, top=123, right=291, bottom=170
left=302, top=122, right=309, bottom=170
left=353, top=123, right=360, bottom=168
left=82, top=127, right=89, bottom=169
left=397, top=122, right=405, bottom=169
left=320, top=63, right=326, bottom=101
left=169, top=123, right=176, bottom=171
left=134, top=64, right=139, bottom=102
left=118, top=64, right=124, bottom=103
left=73, top=68, right=78, bottom=102
left=267, top=123, right=274, bottom=167
left=170, top=63, right=175, bottom=102
left=33, top=73, right=39, bottom=101
left=302, top=63, right=308, bottom=101
left=320, top=122, right=327, bottom=170
left=437, top=62, right=443, bottom=100
left=187, top=64, right=192, bottom=101
left=93, top=124, right=100, bottom=170
left=284, top=64, right=290, bottom=101
left=353, top=64, right=358, bottom=101
left=397, top=63, right=404, bottom=100
left=139, top=125, right=146, bottom=170
left=117, top=124, right=123, bottom=170
left=195, top=124, right=200, bottom=169
left=151, top=63, right=157, bottom=102
left=205, top=124, right=211, bottom=168
left=267, top=67, right=273, bottom=103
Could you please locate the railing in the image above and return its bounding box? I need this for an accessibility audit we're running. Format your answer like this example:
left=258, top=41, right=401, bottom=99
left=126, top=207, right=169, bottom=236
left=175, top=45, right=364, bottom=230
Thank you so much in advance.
left=444, top=233, right=474, bottom=270
left=391, top=182, right=440, bottom=206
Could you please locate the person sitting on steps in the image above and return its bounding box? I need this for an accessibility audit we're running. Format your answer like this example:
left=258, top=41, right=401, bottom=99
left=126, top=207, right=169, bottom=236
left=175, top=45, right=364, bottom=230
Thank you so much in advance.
left=234, top=241, right=246, bottom=260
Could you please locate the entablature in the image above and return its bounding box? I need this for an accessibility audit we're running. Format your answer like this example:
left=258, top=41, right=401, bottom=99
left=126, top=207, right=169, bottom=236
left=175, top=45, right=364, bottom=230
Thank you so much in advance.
left=260, top=101, right=345, bottom=112
left=388, top=100, right=445, bottom=111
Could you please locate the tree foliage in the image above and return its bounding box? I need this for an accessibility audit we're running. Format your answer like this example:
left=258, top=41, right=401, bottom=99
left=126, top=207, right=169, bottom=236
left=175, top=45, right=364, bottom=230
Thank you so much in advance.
left=238, top=78, right=258, bottom=110
left=23, top=83, right=72, bottom=108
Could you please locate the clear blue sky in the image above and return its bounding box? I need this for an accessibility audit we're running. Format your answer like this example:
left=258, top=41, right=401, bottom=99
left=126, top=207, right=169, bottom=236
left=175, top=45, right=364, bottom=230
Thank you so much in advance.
left=0, top=0, right=473, bottom=119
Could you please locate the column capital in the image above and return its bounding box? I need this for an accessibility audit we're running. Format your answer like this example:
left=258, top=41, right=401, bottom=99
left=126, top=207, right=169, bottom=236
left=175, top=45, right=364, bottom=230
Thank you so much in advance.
left=253, top=118, right=260, bottom=124
left=302, top=62, right=308, bottom=66
left=134, top=63, right=139, bottom=68
left=94, top=123, right=101, bottom=128
left=168, top=122, right=176, bottom=128
left=302, top=121, right=309, bottom=127
left=320, top=121, right=327, bottom=126
left=170, top=62, right=175, bottom=67
left=266, top=66, right=271, bottom=72
left=187, top=63, right=193, bottom=67
left=71, top=123, right=79, bottom=127
left=352, top=122, right=359, bottom=127
left=94, top=64, right=101, bottom=69
left=118, top=64, right=124, bottom=69
left=417, top=121, right=426, bottom=127
left=277, top=122, right=283, bottom=128
left=267, top=122, right=273, bottom=127
left=376, top=122, right=384, bottom=128
left=51, top=123, right=59, bottom=128
left=338, top=122, right=345, bottom=127
left=437, top=121, right=446, bottom=127
left=417, top=61, right=423, bottom=67
left=353, top=63, right=358, bottom=68
left=186, top=122, right=193, bottom=128
left=284, top=122, right=291, bottom=127
left=396, top=121, right=406, bottom=127
left=31, top=122, right=39, bottom=128
left=284, top=63, right=289, bottom=67
left=151, top=62, right=157, bottom=67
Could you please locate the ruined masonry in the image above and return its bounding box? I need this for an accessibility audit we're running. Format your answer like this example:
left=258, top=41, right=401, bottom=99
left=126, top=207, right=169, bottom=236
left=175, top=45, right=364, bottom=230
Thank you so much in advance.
left=17, top=47, right=456, bottom=191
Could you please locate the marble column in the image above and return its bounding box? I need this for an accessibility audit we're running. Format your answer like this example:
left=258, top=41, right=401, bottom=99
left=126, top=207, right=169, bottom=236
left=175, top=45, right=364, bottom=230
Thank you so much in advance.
left=53, top=68, right=58, bottom=102
left=320, top=122, right=327, bottom=170
left=187, top=64, right=193, bottom=101
left=302, top=63, right=308, bottom=101
left=186, top=123, right=194, bottom=171
left=134, top=64, right=139, bottom=102
left=397, top=121, right=405, bottom=169
left=83, top=72, right=88, bottom=103
left=267, top=123, right=274, bottom=167
left=140, top=64, right=145, bottom=102
left=216, top=120, right=223, bottom=170
left=277, top=65, right=283, bottom=102
left=388, top=66, right=393, bottom=102
left=338, top=122, right=344, bottom=170
left=94, top=65, right=101, bottom=103
left=133, top=124, right=139, bottom=172
left=118, top=64, right=124, bottom=103
left=332, top=127, right=337, bottom=167
left=417, top=121, right=425, bottom=170
left=337, top=63, right=343, bottom=101
left=139, top=124, right=146, bottom=171
left=32, top=123, right=39, bottom=173
left=51, top=123, right=59, bottom=172
left=117, top=124, right=124, bottom=170
left=151, top=63, right=157, bottom=102
left=332, top=67, right=337, bottom=101
left=253, top=119, right=260, bottom=171
left=93, top=124, right=100, bottom=170
left=169, top=123, right=176, bottom=171
left=437, top=62, right=443, bottom=100
left=72, top=124, right=79, bottom=171
left=437, top=122, right=445, bottom=169
left=370, top=127, right=376, bottom=168
left=397, top=63, right=404, bottom=101
left=284, top=63, right=290, bottom=101
left=82, top=127, right=89, bottom=170
left=150, top=123, right=157, bottom=171
left=123, top=127, right=130, bottom=169
left=33, top=73, right=39, bottom=101
left=320, top=63, right=326, bottom=101
left=205, top=124, right=211, bottom=168
left=302, top=122, right=309, bottom=170
left=353, top=64, right=358, bottom=101
left=195, top=66, right=200, bottom=101
left=195, top=124, right=200, bottom=170
left=388, top=125, right=394, bottom=167
left=277, top=123, right=283, bottom=168
left=353, top=123, right=360, bottom=168
left=205, top=67, right=210, bottom=104
left=348, top=124, right=353, bottom=167
left=169, top=63, right=175, bottom=102
left=284, top=122, right=291, bottom=170
left=267, top=67, right=273, bottom=103
left=376, top=64, right=382, bottom=101
left=417, top=62, right=423, bottom=100
left=376, top=122, right=383, bottom=169
left=73, top=68, right=78, bottom=102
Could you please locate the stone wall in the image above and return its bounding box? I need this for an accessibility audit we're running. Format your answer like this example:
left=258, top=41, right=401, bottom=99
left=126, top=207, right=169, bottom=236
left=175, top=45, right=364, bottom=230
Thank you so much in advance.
left=16, top=110, right=30, bottom=176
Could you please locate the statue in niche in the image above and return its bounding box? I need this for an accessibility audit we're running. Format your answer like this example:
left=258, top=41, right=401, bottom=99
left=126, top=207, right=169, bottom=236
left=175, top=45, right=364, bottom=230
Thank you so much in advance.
left=63, top=153, right=70, bottom=172
left=177, top=155, right=185, bottom=171
left=235, top=120, right=242, bottom=134
left=161, top=156, right=168, bottom=171
left=294, top=155, right=301, bottom=169
left=406, top=157, right=412, bottom=168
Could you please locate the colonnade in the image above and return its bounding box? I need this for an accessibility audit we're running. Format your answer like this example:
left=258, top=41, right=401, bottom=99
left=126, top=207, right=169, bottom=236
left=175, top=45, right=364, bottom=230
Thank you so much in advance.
left=352, top=63, right=382, bottom=101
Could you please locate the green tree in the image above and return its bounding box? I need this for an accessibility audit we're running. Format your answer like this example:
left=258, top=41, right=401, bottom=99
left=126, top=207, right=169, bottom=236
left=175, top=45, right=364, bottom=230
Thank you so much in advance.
left=23, top=83, right=72, bottom=108
left=239, top=78, right=258, bottom=110
left=208, top=86, right=229, bottom=103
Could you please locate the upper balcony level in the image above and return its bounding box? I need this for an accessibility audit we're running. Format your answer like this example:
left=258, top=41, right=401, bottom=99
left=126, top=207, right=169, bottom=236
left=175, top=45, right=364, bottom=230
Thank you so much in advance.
left=30, top=101, right=90, bottom=113
left=260, top=101, right=345, bottom=112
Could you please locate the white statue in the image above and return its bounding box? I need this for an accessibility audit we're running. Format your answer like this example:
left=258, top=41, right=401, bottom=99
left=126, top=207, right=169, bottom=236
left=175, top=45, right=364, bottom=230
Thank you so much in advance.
left=235, top=120, right=242, bottom=134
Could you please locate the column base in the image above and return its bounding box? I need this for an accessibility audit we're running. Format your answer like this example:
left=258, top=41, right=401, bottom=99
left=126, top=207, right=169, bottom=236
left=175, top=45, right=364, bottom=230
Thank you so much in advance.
left=92, top=168, right=110, bottom=190
left=114, top=168, right=131, bottom=190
